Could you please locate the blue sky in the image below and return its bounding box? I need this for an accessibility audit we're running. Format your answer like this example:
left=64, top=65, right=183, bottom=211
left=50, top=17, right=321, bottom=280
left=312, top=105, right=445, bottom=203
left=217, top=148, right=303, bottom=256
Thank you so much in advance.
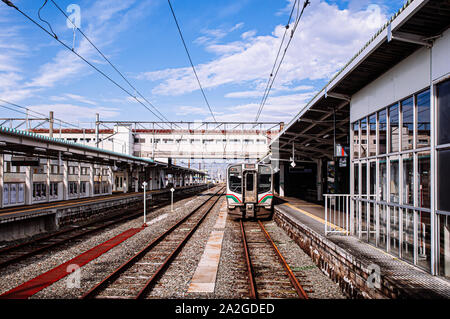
left=0, top=0, right=406, bottom=126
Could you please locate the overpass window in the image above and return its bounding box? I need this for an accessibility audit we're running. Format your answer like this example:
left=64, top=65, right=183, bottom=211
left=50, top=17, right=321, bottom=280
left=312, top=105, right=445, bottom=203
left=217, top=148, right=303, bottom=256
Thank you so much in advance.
left=378, top=109, right=387, bottom=155
left=228, top=165, right=242, bottom=194
left=389, top=104, right=399, bottom=153
left=416, top=90, right=430, bottom=148
left=401, top=97, right=414, bottom=151
left=369, top=114, right=376, bottom=157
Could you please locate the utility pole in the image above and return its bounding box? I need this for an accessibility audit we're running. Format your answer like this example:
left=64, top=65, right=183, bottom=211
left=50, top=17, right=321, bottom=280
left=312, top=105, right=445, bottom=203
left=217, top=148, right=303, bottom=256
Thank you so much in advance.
left=49, top=111, right=54, bottom=138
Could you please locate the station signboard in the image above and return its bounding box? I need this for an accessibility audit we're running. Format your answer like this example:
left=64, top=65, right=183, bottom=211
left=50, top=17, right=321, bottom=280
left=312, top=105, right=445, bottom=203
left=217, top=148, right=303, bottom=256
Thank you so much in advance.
left=11, top=156, right=39, bottom=166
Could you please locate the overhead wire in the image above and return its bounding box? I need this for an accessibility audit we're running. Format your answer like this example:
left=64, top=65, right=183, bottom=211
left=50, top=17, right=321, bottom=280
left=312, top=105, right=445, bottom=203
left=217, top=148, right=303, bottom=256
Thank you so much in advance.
left=254, top=0, right=310, bottom=122
left=48, top=0, right=177, bottom=129
left=167, top=0, right=217, bottom=123
left=1, top=0, right=170, bottom=130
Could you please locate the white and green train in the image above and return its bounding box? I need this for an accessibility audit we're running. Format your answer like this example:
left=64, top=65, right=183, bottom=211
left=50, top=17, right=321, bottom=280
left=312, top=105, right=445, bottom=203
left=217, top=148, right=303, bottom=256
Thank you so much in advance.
left=226, top=163, right=273, bottom=219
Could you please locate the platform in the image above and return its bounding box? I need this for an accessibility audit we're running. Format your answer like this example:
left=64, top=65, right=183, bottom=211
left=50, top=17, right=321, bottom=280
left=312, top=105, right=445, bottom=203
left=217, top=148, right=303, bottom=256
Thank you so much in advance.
left=273, top=196, right=450, bottom=299
left=0, top=184, right=207, bottom=242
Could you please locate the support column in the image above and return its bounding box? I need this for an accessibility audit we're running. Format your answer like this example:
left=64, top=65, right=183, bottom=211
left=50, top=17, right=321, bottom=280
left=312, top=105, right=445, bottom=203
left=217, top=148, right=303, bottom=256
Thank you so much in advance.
left=46, top=158, right=51, bottom=202
left=63, top=160, right=68, bottom=200
left=26, top=165, right=32, bottom=205
left=78, top=161, right=81, bottom=199
left=89, top=163, right=94, bottom=197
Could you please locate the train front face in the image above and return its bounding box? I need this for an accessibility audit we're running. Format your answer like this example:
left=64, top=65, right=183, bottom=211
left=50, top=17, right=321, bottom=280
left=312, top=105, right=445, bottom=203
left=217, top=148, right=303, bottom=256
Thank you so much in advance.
left=226, top=163, right=273, bottom=219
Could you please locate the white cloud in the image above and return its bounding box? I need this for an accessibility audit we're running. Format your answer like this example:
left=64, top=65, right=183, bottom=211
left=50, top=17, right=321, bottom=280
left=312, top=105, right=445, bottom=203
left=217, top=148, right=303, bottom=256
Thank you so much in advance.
left=28, top=103, right=120, bottom=122
left=138, top=1, right=388, bottom=98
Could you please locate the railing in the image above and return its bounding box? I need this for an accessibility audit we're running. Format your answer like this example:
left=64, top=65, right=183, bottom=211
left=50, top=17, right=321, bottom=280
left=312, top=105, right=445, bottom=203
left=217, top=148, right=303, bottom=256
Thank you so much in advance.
left=324, top=194, right=352, bottom=235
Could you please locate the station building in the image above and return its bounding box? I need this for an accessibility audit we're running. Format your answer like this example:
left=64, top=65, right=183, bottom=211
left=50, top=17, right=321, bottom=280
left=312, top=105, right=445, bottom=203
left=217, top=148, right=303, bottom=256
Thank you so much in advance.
left=267, top=0, right=450, bottom=279
left=0, top=126, right=205, bottom=209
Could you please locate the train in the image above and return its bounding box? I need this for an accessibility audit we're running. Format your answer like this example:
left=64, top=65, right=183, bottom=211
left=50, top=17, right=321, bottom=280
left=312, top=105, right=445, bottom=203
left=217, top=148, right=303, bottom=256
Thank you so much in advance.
left=226, top=163, right=274, bottom=219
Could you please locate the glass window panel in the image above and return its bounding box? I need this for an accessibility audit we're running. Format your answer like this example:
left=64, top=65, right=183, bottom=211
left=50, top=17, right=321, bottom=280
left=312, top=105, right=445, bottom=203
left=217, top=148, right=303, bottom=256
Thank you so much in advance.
left=378, top=109, right=387, bottom=155
left=360, top=118, right=367, bottom=158
left=437, top=79, right=450, bottom=145
left=369, top=161, right=376, bottom=195
left=353, top=163, right=359, bottom=195
left=369, top=203, right=376, bottom=245
left=389, top=104, right=399, bottom=153
left=390, top=158, right=399, bottom=203
left=438, top=213, right=450, bottom=279
left=353, top=122, right=359, bottom=159
left=379, top=204, right=387, bottom=250
left=418, top=151, right=431, bottom=209
left=390, top=206, right=400, bottom=256
left=417, top=211, right=431, bottom=272
left=438, top=149, right=450, bottom=211
left=361, top=201, right=368, bottom=241
left=379, top=158, right=387, bottom=201
left=402, top=209, right=415, bottom=264
left=369, top=114, right=376, bottom=156
left=417, top=90, right=430, bottom=148
left=401, top=97, right=414, bottom=151
left=402, top=154, right=414, bottom=206
left=361, top=162, right=367, bottom=195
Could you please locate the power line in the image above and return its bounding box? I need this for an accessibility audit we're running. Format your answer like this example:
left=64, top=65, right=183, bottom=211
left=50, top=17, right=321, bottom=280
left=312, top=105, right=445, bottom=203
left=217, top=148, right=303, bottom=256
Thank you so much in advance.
left=1, top=0, right=168, bottom=129
left=0, top=98, right=79, bottom=128
left=49, top=0, right=176, bottom=128
left=254, top=0, right=310, bottom=122
left=167, top=0, right=217, bottom=122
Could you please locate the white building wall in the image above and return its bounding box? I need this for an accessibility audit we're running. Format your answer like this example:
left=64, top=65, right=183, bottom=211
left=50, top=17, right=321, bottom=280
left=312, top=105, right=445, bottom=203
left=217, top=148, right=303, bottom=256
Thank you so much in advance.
left=351, top=28, right=450, bottom=121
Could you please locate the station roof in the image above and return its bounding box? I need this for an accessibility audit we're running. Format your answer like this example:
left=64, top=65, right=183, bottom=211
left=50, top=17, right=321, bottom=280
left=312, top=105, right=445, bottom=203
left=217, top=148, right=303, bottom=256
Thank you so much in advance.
left=266, top=0, right=450, bottom=162
left=0, top=126, right=205, bottom=175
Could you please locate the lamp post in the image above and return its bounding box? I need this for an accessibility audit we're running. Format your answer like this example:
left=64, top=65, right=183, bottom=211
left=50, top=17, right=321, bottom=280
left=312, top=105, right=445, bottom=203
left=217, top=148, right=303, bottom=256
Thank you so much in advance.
left=170, top=187, right=175, bottom=212
left=143, top=181, right=148, bottom=227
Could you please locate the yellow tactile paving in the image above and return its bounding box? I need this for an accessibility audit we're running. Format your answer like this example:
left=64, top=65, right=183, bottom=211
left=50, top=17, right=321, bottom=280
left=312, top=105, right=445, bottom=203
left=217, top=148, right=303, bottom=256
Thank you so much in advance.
left=283, top=202, right=346, bottom=232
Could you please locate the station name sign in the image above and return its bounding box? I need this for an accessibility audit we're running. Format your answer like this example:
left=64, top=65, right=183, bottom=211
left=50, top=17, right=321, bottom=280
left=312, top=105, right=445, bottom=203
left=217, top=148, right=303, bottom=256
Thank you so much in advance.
left=11, top=156, right=40, bottom=166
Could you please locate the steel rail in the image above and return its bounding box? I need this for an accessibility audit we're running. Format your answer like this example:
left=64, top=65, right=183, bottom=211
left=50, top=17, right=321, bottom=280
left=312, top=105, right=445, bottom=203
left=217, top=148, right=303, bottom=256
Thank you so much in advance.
left=257, top=220, right=309, bottom=299
left=136, top=188, right=224, bottom=299
left=81, top=187, right=224, bottom=299
left=0, top=186, right=205, bottom=268
left=240, top=219, right=257, bottom=299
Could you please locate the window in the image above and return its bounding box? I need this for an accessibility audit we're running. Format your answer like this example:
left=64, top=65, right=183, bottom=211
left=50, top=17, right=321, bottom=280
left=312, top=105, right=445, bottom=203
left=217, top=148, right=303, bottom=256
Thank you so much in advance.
left=378, top=109, right=387, bottom=155
left=389, top=104, right=399, bottom=153
left=417, top=90, right=430, bottom=148
left=360, top=118, right=367, bottom=158
left=437, top=149, right=450, bottom=211
left=437, top=79, right=450, bottom=145
left=361, top=163, right=367, bottom=195
left=418, top=152, right=431, bottom=208
left=246, top=173, right=254, bottom=191
left=50, top=182, right=58, bottom=198
left=402, top=154, right=414, bottom=205
left=257, top=166, right=271, bottom=194
left=353, top=164, right=359, bottom=195
left=401, top=97, right=414, bottom=151
left=369, top=114, right=376, bottom=156
left=228, top=165, right=242, bottom=194
left=438, top=214, right=450, bottom=279
left=369, top=161, right=376, bottom=195
left=402, top=209, right=415, bottom=263
left=390, top=158, right=399, bottom=203
left=378, top=158, right=387, bottom=201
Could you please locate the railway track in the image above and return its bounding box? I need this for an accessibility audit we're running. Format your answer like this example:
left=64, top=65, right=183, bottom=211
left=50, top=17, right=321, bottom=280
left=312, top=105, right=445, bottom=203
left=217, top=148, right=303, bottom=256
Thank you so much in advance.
left=0, top=188, right=203, bottom=269
left=82, top=187, right=225, bottom=299
left=240, top=219, right=309, bottom=299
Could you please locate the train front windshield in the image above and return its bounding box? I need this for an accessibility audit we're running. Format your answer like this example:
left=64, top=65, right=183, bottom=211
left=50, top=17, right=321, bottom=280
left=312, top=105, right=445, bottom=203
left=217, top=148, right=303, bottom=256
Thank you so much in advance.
left=257, top=166, right=271, bottom=193
left=228, top=165, right=242, bottom=193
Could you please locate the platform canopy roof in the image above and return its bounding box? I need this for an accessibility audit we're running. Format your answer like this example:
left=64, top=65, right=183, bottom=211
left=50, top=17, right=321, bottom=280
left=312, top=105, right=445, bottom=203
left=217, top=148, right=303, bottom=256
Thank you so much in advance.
left=0, top=126, right=205, bottom=175
left=265, top=0, right=450, bottom=162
